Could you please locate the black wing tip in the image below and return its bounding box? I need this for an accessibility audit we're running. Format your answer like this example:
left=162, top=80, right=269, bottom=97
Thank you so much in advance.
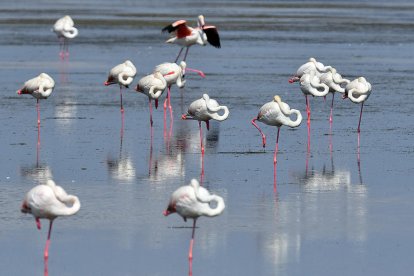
left=161, top=24, right=174, bottom=33
left=204, top=28, right=221, bottom=48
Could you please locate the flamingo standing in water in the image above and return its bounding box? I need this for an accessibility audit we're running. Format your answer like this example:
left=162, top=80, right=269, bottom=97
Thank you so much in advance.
left=154, top=61, right=206, bottom=127
left=163, top=179, right=225, bottom=263
left=162, top=15, right=221, bottom=63
left=252, top=95, right=302, bottom=188
left=104, top=60, right=137, bottom=113
left=182, top=94, right=229, bottom=154
left=21, top=180, right=81, bottom=260
left=343, top=77, right=372, bottom=133
left=319, top=67, right=350, bottom=125
left=17, top=73, right=55, bottom=130
left=52, top=15, right=78, bottom=59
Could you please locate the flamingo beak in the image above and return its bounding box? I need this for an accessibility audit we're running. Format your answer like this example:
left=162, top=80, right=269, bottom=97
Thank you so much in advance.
left=163, top=210, right=170, bottom=216
left=288, top=76, right=299, bottom=83
left=104, top=81, right=110, bottom=86
left=17, top=90, right=22, bottom=95
left=181, top=114, right=187, bottom=120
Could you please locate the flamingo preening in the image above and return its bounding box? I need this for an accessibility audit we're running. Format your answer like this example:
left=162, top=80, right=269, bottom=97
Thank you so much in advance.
left=21, top=180, right=80, bottom=260
left=52, top=15, right=78, bottom=59
left=162, top=15, right=221, bottom=63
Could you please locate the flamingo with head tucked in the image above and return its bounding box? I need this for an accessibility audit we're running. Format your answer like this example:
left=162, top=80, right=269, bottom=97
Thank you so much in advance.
left=162, top=15, right=221, bottom=63
left=21, top=180, right=81, bottom=260
left=17, top=73, right=55, bottom=130
left=163, top=178, right=225, bottom=261
left=104, top=60, right=137, bottom=113
left=288, top=57, right=332, bottom=83
left=319, top=67, right=350, bottom=125
left=343, top=77, right=372, bottom=133
left=182, top=94, right=229, bottom=154
left=52, top=15, right=78, bottom=59
left=252, top=95, right=302, bottom=187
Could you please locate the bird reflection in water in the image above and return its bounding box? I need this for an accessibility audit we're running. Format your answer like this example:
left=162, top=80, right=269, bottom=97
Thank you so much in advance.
left=20, top=164, right=53, bottom=184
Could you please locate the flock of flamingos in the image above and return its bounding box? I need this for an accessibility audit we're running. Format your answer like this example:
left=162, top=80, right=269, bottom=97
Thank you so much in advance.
left=17, top=14, right=373, bottom=273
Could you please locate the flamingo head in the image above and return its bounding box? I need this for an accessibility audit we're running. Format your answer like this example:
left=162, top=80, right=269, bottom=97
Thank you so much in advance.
left=21, top=201, right=31, bottom=214
left=288, top=76, right=300, bottom=83
left=163, top=203, right=176, bottom=216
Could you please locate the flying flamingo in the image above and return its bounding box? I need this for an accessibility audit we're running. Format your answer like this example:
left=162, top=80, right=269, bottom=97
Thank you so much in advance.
left=319, top=67, right=350, bottom=125
left=21, top=179, right=81, bottom=260
left=343, top=77, right=372, bottom=133
left=17, top=73, right=55, bottom=132
left=162, top=15, right=221, bottom=63
left=52, top=15, right=78, bottom=59
left=163, top=178, right=225, bottom=265
left=251, top=95, right=302, bottom=189
left=181, top=94, right=229, bottom=154
left=104, top=60, right=137, bottom=113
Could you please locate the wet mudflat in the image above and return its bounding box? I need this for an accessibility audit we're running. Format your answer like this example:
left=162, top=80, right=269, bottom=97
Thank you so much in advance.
left=1, top=0, right=414, bottom=275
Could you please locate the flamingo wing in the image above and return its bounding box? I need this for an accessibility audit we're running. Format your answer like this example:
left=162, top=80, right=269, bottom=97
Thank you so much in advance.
left=162, top=20, right=190, bottom=35
left=203, top=26, right=221, bottom=48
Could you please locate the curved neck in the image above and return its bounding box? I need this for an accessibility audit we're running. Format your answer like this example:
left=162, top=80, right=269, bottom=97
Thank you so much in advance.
left=285, top=109, right=302, bottom=127
left=118, top=72, right=133, bottom=86
left=348, top=88, right=368, bottom=103
left=309, top=77, right=329, bottom=96
left=201, top=195, right=225, bottom=217
left=55, top=195, right=81, bottom=216
left=209, top=106, right=229, bottom=121
left=65, top=27, right=78, bottom=38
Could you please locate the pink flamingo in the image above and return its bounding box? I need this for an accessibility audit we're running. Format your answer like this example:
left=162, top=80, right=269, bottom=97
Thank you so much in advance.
left=21, top=180, right=80, bottom=260
left=52, top=15, right=78, bottom=59
left=105, top=60, right=137, bottom=113
left=163, top=179, right=225, bottom=267
left=252, top=95, right=302, bottom=189
left=182, top=94, right=229, bottom=154
left=162, top=15, right=221, bottom=63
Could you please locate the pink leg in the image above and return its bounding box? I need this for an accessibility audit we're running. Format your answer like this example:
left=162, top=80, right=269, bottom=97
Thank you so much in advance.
left=200, top=153, right=205, bottom=185
left=37, top=99, right=40, bottom=127
left=36, top=218, right=41, bottom=230
left=199, top=121, right=204, bottom=154
left=65, top=39, right=69, bottom=58
left=44, top=220, right=53, bottom=260
left=163, top=96, right=168, bottom=137
left=168, top=86, right=173, bottom=123
left=185, top=68, right=206, bottom=78
left=120, top=86, right=124, bottom=113
left=149, top=99, right=154, bottom=133
left=273, top=127, right=280, bottom=192
left=251, top=118, right=266, bottom=147
left=188, top=219, right=196, bottom=260
left=329, top=93, right=335, bottom=125
left=174, top=47, right=184, bottom=63
left=44, top=257, right=49, bottom=276
left=357, top=102, right=364, bottom=133
left=306, top=95, right=311, bottom=126
left=59, top=38, right=64, bottom=59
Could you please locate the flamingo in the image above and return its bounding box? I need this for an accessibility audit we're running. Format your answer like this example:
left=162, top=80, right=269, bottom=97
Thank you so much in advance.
left=163, top=178, right=225, bottom=262
left=153, top=61, right=206, bottom=127
left=319, top=67, right=350, bottom=125
left=104, top=60, right=137, bottom=113
left=52, top=15, right=78, bottom=59
left=17, top=73, right=55, bottom=130
left=343, top=77, right=372, bottom=133
left=181, top=94, right=229, bottom=154
left=162, top=15, right=221, bottom=63
left=288, top=57, right=332, bottom=83
left=252, top=95, right=302, bottom=188
left=21, top=180, right=81, bottom=260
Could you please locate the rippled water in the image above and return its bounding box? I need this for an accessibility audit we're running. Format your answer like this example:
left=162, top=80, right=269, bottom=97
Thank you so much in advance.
left=1, top=0, right=414, bottom=275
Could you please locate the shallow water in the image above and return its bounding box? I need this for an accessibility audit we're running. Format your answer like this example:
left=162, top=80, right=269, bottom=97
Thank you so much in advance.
left=1, top=0, right=414, bottom=275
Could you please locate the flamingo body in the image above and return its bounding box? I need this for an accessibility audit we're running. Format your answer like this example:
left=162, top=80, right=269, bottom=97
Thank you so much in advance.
left=17, top=73, right=55, bottom=99
left=105, top=60, right=137, bottom=88
left=299, top=70, right=330, bottom=97
left=320, top=67, right=350, bottom=94
left=289, top=57, right=332, bottom=83
left=52, top=16, right=78, bottom=39
left=154, top=61, right=186, bottom=88
left=182, top=94, right=229, bottom=123
left=135, top=72, right=167, bottom=101
left=344, top=77, right=372, bottom=103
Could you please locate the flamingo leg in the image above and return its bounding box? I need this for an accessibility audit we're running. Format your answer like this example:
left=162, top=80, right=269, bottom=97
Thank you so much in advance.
left=183, top=47, right=190, bottom=62
left=329, top=93, right=335, bottom=125
left=44, top=220, right=53, bottom=260
left=120, top=86, right=124, bottom=113
left=65, top=39, right=69, bottom=58
left=185, top=68, right=206, bottom=78
left=36, top=218, right=41, bottom=230
left=37, top=99, right=40, bottom=127
left=251, top=118, right=266, bottom=147
left=168, top=86, right=173, bottom=123
left=188, top=219, right=197, bottom=260
left=163, top=95, right=168, bottom=137
left=59, top=37, right=64, bottom=59
left=305, top=95, right=311, bottom=126
left=149, top=99, right=154, bottom=128
left=357, top=102, right=364, bottom=133
left=174, top=47, right=184, bottom=63
left=273, top=127, right=280, bottom=192
left=199, top=121, right=204, bottom=154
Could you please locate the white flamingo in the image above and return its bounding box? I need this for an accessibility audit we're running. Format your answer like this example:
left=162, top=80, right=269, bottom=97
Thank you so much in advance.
left=104, top=60, right=137, bottom=113
left=163, top=179, right=225, bottom=261
left=162, top=15, right=221, bottom=63
left=52, top=15, right=78, bottom=59
left=288, top=57, right=332, bottom=83
left=182, top=94, right=229, bottom=154
left=21, top=180, right=80, bottom=260
left=17, top=73, right=55, bottom=128
left=319, top=67, right=350, bottom=124
left=343, top=77, right=372, bottom=133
